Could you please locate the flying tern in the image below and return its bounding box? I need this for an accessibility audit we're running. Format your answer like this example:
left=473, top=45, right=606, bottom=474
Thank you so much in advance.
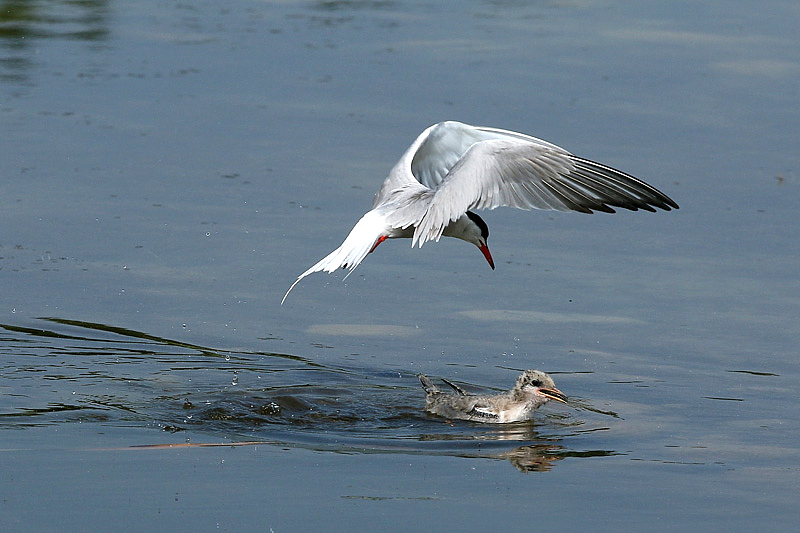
left=282, top=121, right=678, bottom=303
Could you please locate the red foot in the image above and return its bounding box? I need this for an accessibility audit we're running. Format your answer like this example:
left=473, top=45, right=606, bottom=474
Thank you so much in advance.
left=369, top=235, right=388, bottom=253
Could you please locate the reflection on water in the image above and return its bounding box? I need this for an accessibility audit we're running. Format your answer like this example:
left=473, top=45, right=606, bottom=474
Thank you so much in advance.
left=0, top=0, right=110, bottom=84
left=0, top=317, right=616, bottom=472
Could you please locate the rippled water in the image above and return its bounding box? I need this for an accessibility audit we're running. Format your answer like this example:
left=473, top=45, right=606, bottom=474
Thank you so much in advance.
left=2, top=0, right=799, bottom=531
left=1, top=317, right=614, bottom=469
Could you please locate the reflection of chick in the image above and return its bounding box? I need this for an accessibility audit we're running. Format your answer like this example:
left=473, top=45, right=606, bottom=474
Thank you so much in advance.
left=419, top=370, right=567, bottom=423
left=503, top=444, right=564, bottom=473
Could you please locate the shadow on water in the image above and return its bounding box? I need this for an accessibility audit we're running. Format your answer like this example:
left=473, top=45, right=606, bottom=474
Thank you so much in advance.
left=0, top=317, right=618, bottom=472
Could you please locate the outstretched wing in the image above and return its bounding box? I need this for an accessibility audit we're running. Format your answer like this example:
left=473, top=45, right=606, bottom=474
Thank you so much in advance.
left=408, top=123, right=678, bottom=247
left=372, top=121, right=515, bottom=208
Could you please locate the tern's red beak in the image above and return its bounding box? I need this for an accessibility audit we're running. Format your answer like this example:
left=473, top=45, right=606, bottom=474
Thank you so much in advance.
left=479, top=243, right=495, bottom=270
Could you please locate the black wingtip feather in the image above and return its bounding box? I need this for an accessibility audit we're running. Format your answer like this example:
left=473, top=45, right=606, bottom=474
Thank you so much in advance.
left=568, top=156, right=679, bottom=213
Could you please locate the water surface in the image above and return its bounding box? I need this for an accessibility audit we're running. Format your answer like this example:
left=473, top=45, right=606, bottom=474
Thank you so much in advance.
left=2, top=0, right=799, bottom=530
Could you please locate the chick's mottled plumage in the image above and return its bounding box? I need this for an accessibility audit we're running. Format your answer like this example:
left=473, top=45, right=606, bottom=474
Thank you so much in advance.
left=418, top=369, right=567, bottom=423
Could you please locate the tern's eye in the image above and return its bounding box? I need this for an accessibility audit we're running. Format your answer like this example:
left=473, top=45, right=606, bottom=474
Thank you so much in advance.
left=530, top=380, right=542, bottom=387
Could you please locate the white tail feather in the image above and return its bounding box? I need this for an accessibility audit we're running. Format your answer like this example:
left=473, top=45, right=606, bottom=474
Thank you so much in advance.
left=281, top=210, right=386, bottom=304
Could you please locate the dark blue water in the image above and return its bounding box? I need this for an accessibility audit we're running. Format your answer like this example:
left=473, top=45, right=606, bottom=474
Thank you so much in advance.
left=2, top=1, right=799, bottom=530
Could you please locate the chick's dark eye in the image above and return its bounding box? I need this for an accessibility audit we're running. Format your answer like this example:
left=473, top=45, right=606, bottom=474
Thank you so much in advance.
left=530, top=380, right=542, bottom=387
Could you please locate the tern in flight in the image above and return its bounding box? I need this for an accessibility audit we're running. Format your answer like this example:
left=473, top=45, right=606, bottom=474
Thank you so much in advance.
left=282, top=121, right=678, bottom=303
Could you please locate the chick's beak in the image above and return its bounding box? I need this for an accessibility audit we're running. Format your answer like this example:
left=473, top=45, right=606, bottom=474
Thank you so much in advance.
left=478, top=242, right=495, bottom=270
left=538, top=387, right=568, bottom=404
